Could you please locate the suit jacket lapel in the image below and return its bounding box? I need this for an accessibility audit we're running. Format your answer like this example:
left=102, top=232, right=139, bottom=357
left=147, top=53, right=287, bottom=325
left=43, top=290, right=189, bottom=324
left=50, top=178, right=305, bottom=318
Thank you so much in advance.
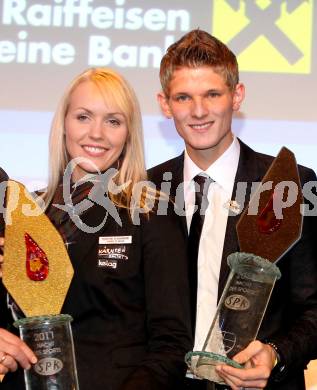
left=169, top=154, right=188, bottom=238
left=218, top=140, right=264, bottom=298
left=66, top=202, right=115, bottom=268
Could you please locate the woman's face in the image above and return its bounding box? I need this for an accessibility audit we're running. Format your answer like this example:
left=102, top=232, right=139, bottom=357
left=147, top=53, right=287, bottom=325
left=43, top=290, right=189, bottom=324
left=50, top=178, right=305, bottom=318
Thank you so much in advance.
left=64, top=80, right=128, bottom=182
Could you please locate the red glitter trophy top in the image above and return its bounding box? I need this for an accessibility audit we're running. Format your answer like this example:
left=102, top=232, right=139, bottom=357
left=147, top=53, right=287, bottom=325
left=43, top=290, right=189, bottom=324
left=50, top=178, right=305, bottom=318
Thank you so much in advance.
left=25, top=232, right=49, bottom=281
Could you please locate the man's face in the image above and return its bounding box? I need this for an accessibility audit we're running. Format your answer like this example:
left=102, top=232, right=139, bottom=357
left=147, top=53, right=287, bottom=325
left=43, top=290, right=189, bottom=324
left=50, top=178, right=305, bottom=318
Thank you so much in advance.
left=158, top=66, right=244, bottom=168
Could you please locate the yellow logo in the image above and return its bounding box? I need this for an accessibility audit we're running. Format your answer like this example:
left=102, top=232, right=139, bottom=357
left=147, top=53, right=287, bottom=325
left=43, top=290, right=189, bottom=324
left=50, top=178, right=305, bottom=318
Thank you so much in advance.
left=212, top=0, right=313, bottom=73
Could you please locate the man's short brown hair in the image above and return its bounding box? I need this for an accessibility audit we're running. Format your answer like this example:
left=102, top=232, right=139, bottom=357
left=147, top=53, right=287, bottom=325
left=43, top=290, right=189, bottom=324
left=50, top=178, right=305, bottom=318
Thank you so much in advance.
left=160, top=29, right=239, bottom=95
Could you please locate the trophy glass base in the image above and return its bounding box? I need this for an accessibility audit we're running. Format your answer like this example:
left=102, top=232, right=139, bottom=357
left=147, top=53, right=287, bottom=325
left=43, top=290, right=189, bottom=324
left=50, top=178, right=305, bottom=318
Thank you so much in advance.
left=14, top=314, right=79, bottom=390
left=185, top=351, right=243, bottom=384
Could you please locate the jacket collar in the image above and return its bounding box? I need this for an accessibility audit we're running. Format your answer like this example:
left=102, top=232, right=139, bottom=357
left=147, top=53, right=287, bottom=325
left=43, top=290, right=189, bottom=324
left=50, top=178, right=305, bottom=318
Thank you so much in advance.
left=218, top=139, right=266, bottom=297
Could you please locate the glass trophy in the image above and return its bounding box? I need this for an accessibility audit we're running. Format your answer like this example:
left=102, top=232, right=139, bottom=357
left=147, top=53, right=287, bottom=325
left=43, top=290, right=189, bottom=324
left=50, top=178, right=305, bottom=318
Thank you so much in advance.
left=3, top=181, right=78, bottom=389
left=186, top=147, right=303, bottom=384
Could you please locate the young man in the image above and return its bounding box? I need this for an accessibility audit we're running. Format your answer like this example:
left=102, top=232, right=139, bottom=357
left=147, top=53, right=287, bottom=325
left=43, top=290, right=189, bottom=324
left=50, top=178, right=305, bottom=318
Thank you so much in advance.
left=149, top=29, right=317, bottom=390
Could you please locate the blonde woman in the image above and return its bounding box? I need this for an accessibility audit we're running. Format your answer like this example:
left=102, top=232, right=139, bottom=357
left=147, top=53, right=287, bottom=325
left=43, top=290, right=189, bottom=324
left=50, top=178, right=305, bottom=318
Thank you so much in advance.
left=0, top=68, right=191, bottom=389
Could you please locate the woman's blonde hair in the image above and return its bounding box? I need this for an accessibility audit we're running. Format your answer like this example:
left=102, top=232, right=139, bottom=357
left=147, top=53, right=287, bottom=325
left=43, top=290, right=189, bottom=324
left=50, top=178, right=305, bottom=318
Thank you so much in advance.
left=45, top=67, right=150, bottom=214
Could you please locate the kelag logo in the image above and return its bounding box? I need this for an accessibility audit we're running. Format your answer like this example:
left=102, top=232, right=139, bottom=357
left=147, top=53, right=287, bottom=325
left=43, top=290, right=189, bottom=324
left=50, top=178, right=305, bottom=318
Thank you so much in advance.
left=212, top=0, right=313, bottom=73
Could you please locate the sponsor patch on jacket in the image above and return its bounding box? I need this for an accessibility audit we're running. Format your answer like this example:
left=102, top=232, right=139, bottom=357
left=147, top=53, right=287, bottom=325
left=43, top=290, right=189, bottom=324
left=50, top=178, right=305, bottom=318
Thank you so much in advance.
left=97, top=236, right=131, bottom=269
left=99, top=236, right=132, bottom=244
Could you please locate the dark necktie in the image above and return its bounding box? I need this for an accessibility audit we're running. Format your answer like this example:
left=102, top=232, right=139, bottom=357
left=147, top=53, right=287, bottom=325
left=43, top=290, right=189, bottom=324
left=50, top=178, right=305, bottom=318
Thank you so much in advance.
left=188, top=174, right=212, bottom=331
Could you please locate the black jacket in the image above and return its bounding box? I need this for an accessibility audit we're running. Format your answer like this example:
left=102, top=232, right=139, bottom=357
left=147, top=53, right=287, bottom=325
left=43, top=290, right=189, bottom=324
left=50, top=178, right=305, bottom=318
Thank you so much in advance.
left=0, top=196, right=192, bottom=389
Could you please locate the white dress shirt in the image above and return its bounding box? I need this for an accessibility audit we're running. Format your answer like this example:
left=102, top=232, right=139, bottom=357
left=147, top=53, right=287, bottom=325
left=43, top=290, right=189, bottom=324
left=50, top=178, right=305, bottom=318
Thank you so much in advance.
left=183, top=137, right=240, bottom=351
